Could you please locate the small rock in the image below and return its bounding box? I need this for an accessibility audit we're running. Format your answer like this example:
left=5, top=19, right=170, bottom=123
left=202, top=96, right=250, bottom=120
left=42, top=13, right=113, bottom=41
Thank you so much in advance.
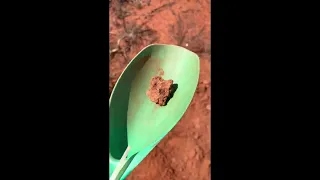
left=203, top=80, right=210, bottom=84
left=188, top=149, right=196, bottom=158
left=201, top=94, right=209, bottom=101
left=204, top=159, right=211, bottom=167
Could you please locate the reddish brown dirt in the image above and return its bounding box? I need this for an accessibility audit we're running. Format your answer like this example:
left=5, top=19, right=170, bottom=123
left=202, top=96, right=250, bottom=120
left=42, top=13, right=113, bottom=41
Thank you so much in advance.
left=146, top=76, right=174, bottom=106
left=109, top=0, right=211, bottom=179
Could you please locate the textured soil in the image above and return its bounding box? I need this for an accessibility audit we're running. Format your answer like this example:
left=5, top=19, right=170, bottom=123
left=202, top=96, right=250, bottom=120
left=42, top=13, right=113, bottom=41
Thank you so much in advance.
left=146, top=76, right=174, bottom=106
left=109, top=0, right=211, bottom=179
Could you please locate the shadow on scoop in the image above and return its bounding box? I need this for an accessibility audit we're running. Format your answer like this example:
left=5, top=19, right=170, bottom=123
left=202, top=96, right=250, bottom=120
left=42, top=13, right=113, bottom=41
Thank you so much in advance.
left=165, top=83, right=178, bottom=105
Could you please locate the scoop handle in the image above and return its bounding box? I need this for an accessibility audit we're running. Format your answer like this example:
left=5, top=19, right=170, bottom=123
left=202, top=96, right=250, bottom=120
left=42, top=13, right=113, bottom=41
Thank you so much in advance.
left=110, top=146, right=131, bottom=180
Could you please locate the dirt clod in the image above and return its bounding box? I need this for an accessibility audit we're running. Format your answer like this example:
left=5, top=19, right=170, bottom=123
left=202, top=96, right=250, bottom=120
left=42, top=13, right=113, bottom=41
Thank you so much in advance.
left=146, top=76, right=174, bottom=106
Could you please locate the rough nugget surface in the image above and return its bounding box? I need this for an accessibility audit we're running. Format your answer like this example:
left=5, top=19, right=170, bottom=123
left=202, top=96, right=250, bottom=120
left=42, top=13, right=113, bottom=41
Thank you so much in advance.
left=146, top=76, right=173, bottom=106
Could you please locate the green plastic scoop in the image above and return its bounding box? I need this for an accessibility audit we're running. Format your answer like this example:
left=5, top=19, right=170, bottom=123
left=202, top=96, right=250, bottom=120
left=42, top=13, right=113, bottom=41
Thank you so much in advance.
left=109, top=44, right=200, bottom=180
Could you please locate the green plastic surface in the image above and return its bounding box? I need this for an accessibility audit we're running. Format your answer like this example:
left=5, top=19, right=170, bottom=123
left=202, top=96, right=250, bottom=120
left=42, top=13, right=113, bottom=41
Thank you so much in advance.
left=109, top=44, right=200, bottom=179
